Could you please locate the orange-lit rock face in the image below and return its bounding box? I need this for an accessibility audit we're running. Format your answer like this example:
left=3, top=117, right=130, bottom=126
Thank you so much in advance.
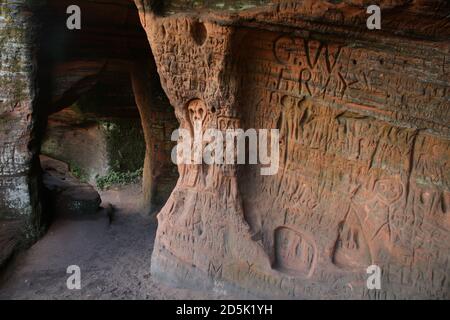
left=0, top=0, right=449, bottom=299
left=135, top=0, right=450, bottom=299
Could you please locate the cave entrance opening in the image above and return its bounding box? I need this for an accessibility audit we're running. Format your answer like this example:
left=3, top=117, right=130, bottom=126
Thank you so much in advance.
left=36, top=0, right=179, bottom=224
left=39, top=61, right=179, bottom=223
left=39, top=66, right=147, bottom=220
left=0, top=0, right=180, bottom=294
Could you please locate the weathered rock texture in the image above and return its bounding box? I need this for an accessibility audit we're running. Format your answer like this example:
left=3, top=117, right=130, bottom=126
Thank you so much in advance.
left=40, top=155, right=101, bottom=218
left=0, top=1, right=44, bottom=263
left=135, top=0, right=450, bottom=299
left=41, top=108, right=111, bottom=184
left=0, top=1, right=41, bottom=221
left=0, top=0, right=449, bottom=299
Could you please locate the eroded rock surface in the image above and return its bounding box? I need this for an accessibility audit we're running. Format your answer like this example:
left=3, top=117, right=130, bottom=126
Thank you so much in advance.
left=0, top=0, right=449, bottom=299
left=134, top=0, right=450, bottom=299
left=41, top=155, right=101, bottom=218
left=0, top=1, right=41, bottom=221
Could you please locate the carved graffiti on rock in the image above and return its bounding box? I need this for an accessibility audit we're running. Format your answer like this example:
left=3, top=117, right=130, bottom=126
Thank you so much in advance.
left=274, top=227, right=316, bottom=278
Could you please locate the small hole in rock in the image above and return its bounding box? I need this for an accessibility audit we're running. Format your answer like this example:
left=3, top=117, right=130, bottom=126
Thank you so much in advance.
left=191, top=21, right=207, bottom=46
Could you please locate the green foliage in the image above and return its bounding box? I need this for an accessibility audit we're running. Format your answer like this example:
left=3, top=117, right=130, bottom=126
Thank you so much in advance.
left=101, top=119, right=146, bottom=173
left=96, top=168, right=143, bottom=190
left=69, top=164, right=88, bottom=183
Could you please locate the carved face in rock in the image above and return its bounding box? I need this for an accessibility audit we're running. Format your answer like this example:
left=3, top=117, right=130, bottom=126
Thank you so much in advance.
left=187, top=99, right=207, bottom=132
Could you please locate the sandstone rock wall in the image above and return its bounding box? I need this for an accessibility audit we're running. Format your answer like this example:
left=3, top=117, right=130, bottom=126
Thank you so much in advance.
left=136, top=0, right=450, bottom=299
left=0, top=0, right=448, bottom=299
left=41, top=108, right=112, bottom=184
left=0, top=0, right=41, bottom=223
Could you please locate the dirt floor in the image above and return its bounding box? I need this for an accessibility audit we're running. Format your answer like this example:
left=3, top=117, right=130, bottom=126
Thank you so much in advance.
left=0, top=184, right=233, bottom=300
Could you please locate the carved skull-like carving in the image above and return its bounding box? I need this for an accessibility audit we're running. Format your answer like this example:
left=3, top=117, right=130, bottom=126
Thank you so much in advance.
left=187, top=99, right=207, bottom=133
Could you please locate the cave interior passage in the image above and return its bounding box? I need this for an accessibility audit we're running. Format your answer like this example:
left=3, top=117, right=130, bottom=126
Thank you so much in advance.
left=37, top=0, right=178, bottom=224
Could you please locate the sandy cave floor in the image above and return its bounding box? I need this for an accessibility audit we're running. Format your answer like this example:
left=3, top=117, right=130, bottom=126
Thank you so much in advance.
left=0, top=184, right=235, bottom=300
